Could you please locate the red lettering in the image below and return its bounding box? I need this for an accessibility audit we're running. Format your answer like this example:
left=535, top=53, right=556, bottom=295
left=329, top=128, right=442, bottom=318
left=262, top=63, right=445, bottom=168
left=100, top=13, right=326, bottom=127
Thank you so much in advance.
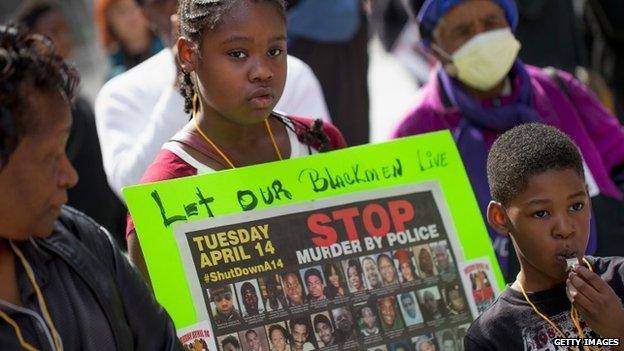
left=362, top=203, right=391, bottom=237
left=307, top=213, right=337, bottom=246
left=332, top=207, right=360, bottom=241
left=388, top=199, right=414, bottom=232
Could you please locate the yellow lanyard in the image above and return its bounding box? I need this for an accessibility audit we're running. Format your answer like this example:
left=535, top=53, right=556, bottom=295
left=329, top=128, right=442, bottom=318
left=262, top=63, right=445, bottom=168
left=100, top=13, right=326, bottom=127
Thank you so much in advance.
left=518, top=257, right=598, bottom=351
left=191, top=93, right=283, bottom=169
left=0, top=241, right=62, bottom=351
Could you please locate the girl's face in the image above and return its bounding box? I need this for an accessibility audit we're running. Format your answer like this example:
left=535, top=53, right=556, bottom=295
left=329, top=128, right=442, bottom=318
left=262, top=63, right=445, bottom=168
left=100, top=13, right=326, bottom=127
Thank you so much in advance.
left=190, top=1, right=287, bottom=125
left=347, top=266, right=362, bottom=290
left=400, top=262, right=415, bottom=281
left=328, top=266, right=340, bottom=288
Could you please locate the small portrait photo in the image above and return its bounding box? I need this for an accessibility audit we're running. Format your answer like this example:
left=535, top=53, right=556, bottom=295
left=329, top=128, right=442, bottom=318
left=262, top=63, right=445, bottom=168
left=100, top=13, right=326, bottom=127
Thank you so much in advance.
left=470, top=270, right=495, bottom=314
left=412, top=334, right=438, bottom=351
left=376, top=252, right=400, bottom=286
left=413, top=244, right=437, bottom=278
left=218, top=333, right=242, bottom=351
left=388, top=341, right=411, bottom=351
left=397, top=291, right=424, bottom=326
left=265, top=322, right=292, bottom=351
left=323, top=262, right=348, bottom=298
left=207, top=284, right=244, bottom=325
left=312, top=311, right=338, bottom=348
left=377, top=295, right=405, bottom=332
left=235, top=279, right=266, bottom=317
left=183, top=338, right=209, bottom=351
left=331, top=306, right=357, bottom=343
left=343, top=258, right=366, bottom=293
left=288, top=316, right=317, bottom=351
left=367, top=346, right=388, bottom=351
left=300, top=266, right=327, bottom=302
left=436, top=329, right=460, bottom=351
left=393, top=249, right=418, bottom=283
left=361, top=255, right=383, bottom=290
left=239, top=327, right=270, bottom=351
left=417, top=286, right=446, bottom=322
left=442, top=283, right=468, bottom=315
left=259, top=273, right=287, bottom=312
left=281, top=271, right=306, bottom=307
left=430, top=241, right=456, bottom=275
left=354, top=302, right=380, bottom=337
left=455, top=323, right=470, bottom=351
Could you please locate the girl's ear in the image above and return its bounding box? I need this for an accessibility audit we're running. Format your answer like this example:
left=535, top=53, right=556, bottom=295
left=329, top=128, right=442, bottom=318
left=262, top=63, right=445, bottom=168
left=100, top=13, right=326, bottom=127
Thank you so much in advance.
left=486, top=201, right=511, bottom=236
left=176, top=36, right=197, bottom=73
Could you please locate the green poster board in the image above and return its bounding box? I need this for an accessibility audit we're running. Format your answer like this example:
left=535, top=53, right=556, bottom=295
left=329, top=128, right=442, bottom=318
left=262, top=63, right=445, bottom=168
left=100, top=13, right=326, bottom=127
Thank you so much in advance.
left=124, top=131, right=503, bottom=331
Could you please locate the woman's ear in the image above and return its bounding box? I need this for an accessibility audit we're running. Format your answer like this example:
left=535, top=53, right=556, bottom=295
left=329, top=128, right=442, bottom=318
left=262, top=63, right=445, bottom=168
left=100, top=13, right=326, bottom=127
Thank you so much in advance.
left=486, top=201, right=510, bottom=236
left=176, top=36, right=196, bottom=73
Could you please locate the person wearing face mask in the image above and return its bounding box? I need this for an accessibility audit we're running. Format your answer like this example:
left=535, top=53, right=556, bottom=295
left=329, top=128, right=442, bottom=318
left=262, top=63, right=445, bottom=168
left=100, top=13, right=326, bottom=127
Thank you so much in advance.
left=392, top=0, right=624, bottom=282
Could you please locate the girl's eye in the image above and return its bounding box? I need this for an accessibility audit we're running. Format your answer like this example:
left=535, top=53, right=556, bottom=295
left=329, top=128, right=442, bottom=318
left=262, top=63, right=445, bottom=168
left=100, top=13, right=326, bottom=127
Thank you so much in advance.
left=228, top=50, right=247, bottom=59
left=570, top=202, right=585, bottom=212
left=532, top=210, right=549, bottom=219
left=268, top=48, right=283, bottom=57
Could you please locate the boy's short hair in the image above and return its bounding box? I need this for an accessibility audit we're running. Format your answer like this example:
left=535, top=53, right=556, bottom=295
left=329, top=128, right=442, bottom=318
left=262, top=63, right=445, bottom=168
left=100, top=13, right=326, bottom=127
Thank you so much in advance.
left=487, top=123, right=584, bottom=205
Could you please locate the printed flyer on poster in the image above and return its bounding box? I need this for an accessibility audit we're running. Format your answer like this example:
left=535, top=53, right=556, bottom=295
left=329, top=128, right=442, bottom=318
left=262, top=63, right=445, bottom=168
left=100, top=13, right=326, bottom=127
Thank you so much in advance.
left=459, top=258, right=500, bottom=318
left=123, top=130, right=504, bottom=349
left=176, top=183, right=472, bottom=351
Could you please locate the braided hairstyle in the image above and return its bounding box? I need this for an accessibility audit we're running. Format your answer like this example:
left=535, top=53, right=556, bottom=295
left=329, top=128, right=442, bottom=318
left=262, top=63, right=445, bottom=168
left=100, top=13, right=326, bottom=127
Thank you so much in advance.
left=0, top=24, right=79, bottom=168
left=178, top=0, right=286, bottom=114
left=177, top=0, right=332, bottom=152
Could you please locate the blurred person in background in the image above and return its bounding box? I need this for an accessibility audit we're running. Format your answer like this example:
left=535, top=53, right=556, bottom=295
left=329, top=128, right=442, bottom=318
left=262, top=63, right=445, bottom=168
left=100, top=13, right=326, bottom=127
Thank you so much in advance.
left=515, top=0, right=587, bottom=73
left=286, top=0, right=370, bottom=145
left=370, top=0, right=433, bottom=85
left=96, top=0, right=331, bottom=200
left=392, top=0, right=624, bottom=282
left=15, top=0, right=127, bottom=248
left=585, top=0, right=624, bottom=121
left=94, top=0, right=164, bottom=80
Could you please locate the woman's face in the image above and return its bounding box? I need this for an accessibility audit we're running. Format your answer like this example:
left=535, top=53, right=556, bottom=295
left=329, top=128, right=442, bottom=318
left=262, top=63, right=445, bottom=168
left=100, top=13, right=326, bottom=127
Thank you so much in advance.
left=270, top=328, right=287, bottom=351
left=328, top=266, right=340, bottom=288
left=347, top=266, right=362, bottom=290
left=400, top=261, right=415, bottom=281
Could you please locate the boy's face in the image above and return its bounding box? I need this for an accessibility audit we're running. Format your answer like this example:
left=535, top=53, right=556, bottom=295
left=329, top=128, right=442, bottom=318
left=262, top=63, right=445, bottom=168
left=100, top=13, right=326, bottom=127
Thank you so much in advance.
left=490, top=169, right=590, bottom=290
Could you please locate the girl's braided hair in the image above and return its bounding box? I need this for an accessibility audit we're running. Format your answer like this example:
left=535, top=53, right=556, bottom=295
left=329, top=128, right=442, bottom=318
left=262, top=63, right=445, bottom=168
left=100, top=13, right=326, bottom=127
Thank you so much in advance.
left=0, top=24, right=79, bottom=168
left=177, top=0, right=286, bottom=115
left=177, top=0, right=332, bottom=152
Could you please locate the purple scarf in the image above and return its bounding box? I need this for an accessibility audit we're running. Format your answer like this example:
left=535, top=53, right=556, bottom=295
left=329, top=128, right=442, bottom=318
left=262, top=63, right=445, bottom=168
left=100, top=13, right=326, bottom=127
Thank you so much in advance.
left=439, top=61, right=598, bottom=275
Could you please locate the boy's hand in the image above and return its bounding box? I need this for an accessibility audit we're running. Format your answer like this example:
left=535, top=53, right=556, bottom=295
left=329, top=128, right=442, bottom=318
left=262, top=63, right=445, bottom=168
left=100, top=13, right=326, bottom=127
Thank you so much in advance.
left=566, top=265, right=624, bottom=343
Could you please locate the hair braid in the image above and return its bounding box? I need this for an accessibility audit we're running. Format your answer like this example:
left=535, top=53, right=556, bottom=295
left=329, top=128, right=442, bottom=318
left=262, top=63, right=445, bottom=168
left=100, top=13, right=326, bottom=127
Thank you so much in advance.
left=180, top=70, right=194, bottom=114
left=177, top=0, right=285, bottom=116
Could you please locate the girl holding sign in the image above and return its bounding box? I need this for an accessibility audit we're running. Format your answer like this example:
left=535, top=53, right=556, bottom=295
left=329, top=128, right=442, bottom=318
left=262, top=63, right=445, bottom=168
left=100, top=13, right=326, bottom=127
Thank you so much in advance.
left=126, top=0, right=347, bottom=281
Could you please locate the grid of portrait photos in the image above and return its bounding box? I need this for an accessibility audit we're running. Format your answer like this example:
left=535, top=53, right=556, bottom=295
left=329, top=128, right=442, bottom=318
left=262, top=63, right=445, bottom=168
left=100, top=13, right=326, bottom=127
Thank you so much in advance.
left=207, top=239, right=472, bottom=351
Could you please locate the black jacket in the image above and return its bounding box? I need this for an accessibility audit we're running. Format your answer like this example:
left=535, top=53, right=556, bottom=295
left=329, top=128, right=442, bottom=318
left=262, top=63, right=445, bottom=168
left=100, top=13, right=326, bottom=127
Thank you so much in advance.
left=0, top=206, right=184, bottom=350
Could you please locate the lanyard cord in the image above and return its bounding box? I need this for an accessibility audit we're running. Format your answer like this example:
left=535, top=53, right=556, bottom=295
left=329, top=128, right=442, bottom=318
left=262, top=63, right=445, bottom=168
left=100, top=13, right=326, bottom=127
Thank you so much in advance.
left=191, top=93, right=283, bottom=169
left=518, top=257, right=597, bottom=351
left=0, top=309, right=38, bottom=351
left=0, top=241, right=62, bottom=351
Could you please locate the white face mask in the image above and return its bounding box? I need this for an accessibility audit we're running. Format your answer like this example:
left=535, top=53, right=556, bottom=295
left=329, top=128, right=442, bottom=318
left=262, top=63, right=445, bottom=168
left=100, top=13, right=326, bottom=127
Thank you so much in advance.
left=435, top=28, right=521, bottom=91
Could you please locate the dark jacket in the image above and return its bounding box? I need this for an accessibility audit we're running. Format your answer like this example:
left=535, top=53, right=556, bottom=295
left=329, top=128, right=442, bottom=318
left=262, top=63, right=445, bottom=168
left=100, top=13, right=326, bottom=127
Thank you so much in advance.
left=0, top=206, right=183, bottom=350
